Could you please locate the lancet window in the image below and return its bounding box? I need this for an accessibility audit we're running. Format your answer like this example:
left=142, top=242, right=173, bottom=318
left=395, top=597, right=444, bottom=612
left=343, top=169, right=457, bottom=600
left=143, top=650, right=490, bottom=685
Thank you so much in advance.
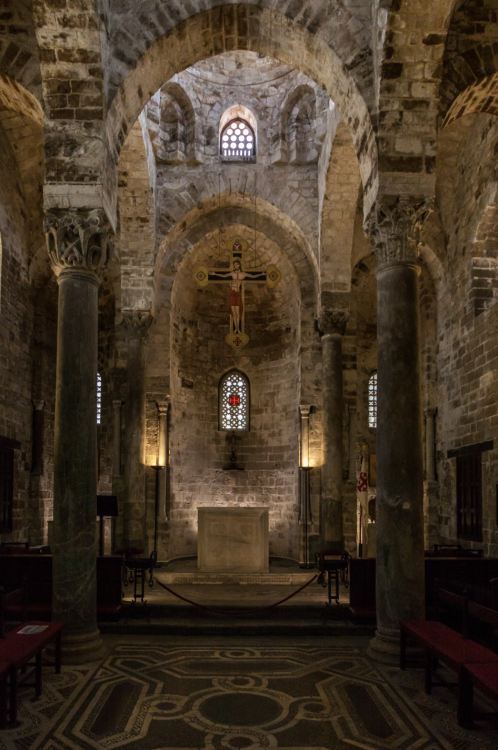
left=97, top=373, right=102, bottom=425
left=368, top=371, right=377, bottom=428
left=219, top=370, right=250, bottom=430
left=220, top=119, right=256, bottom=162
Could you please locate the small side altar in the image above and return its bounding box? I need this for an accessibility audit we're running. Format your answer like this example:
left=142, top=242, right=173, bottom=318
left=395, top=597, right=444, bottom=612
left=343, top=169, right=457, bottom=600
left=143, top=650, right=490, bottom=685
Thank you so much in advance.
left=198, top=507, right=269, bottom=574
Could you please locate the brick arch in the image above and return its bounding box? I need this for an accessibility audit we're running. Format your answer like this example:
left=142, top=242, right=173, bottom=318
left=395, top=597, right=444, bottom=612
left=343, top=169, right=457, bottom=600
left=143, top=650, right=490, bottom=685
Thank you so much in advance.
left=440, top=0, right=498, bottom=122
left=155, top=169, right=319, bottom=260
left=103, top=5, right=377, bottom=226
left=442, top=72, right=498, bottom=129
left=154, top=196, right=319, bottom=316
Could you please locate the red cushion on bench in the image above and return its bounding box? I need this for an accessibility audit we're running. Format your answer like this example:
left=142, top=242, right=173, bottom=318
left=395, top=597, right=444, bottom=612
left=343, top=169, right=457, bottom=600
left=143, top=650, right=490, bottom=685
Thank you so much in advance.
left=2, top=621, right=63, bottom=667
left=464, top=662, right=498, bottom=695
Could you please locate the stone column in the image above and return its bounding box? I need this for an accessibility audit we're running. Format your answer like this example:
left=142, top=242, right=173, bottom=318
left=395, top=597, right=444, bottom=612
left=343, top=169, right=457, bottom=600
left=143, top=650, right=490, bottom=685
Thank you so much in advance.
left=121, top=311, right=151, bottom=550
left=318, top=308, right=348, bottom=549
left=367, top=198, right=426, bottom=663
left=31, top=400, right=45, bottom=475
left=44, top=209, right=109, bottom=663
left=112, top=400, right=122, bottom=477
left=157, top=399, right=170, bottom=519
left=348, top=405, right=357, bottom=480
left=425, top=407, right=436, bottom=482
left=299, top=404, right=311, bottom=468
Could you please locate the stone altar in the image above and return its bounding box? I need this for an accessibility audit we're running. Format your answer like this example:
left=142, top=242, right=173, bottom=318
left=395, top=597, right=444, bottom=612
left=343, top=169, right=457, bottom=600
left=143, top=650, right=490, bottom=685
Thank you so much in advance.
left=198, top=507, right=269, bottom=573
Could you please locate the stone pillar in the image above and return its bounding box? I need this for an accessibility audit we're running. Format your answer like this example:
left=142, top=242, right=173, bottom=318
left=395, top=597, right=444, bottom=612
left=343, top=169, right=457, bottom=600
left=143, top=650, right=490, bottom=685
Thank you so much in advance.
left=44, top=209, right=109, bottom=663
left=31, top=400, right=45, bottom=475
left=157, top=399, right=170, bottom=519
left=112, top=400, right=122, bottom=477
left=299, top=404, right=311, bottom=468
left=348, top=405, right=357, bottom=480
left=425, top=407, right=436, bottom=482
left=367, top=198, right=426, bottom=663
left=318, top=309, right=348, bottom=549
left=121, top=311, right=151, bottom=550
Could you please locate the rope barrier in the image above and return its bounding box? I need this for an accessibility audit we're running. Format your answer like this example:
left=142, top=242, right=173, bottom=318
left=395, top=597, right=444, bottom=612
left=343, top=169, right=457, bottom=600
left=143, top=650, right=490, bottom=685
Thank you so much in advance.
left=154, top=574, right=318, bottom=616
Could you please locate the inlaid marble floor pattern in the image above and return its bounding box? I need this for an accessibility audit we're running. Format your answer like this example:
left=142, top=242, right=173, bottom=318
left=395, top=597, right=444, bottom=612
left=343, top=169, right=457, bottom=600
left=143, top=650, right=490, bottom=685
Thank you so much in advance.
left=2, top=636, right=497, bottom=750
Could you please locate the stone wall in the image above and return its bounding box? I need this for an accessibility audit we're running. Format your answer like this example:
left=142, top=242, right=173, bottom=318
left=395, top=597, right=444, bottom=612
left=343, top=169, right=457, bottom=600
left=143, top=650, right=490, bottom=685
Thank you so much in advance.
left=435, top=113, right=498, bottom=555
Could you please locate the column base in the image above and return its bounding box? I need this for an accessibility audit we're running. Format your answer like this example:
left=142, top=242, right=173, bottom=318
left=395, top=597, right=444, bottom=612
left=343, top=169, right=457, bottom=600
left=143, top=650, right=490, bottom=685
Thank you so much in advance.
left=59, top=629, right=107, bottom=665
left=367, top=628, right=402, bottom=665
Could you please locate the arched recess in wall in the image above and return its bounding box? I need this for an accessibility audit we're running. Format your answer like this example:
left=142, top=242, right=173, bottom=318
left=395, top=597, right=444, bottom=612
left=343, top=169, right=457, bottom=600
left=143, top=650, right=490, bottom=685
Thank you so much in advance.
left=153, top=82, right=197, bottom=165
left=278, top=85, right=320, bottom=165
left=103, top=6, right=378, bottom=226
left=165, top=221, right=301, bottom=561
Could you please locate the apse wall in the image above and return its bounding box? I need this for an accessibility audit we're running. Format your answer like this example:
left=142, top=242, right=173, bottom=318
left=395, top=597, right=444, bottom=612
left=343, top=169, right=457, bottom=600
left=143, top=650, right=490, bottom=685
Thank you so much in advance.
left=167, top=225, right=300, bottom=560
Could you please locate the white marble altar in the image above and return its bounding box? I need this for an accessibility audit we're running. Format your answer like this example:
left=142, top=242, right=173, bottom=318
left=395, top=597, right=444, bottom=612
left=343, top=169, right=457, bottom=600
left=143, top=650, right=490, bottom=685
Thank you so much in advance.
left=198, top=507, right=269, bottom=573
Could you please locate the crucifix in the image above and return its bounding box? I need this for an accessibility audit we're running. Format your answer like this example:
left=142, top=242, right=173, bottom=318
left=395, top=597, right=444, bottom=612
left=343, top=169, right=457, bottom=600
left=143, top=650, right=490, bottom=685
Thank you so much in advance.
left=194, top=236, right=281, bottom=349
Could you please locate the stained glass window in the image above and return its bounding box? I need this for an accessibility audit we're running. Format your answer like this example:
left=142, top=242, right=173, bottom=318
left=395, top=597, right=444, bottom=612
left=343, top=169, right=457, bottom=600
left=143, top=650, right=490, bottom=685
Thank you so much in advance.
left=368, top=371, right=377, bottom=428
left=220, top=119, right=255, bottom=161
left=97, top=372, right=102, bottom=425
left=219, top=371, right=249, bottom=430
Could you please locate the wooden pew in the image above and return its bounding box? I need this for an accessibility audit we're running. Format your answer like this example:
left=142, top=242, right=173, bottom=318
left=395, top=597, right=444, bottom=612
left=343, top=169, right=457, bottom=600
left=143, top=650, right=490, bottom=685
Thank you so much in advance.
left=400, top=585, right=498, bottom=728
left=0, top=555, right=123, bottom=622
left=348, top=557, right=498, bottom=622
left=0, top=584, right=63, bottom=727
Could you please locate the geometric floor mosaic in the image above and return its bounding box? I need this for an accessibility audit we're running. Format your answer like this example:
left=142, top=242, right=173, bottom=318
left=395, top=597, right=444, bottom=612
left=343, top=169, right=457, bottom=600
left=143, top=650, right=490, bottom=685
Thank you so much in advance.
left=2, top=641, right=497, bottom=750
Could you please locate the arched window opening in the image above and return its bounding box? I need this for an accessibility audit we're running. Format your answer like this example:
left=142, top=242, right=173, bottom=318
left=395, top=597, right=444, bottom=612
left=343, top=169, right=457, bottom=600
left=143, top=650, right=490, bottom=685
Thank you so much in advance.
left=220, top=118, right=256, bottom=162
left=219, top=370, right=250, bottom=430
left=368, top=371, right=377, bottom=429
left=97, top=373, right=102, bottom=425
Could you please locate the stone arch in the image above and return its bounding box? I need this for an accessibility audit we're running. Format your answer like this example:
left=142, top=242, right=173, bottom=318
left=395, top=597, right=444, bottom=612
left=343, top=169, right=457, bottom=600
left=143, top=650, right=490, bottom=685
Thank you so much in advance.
left=154, top=191, right=319, bottom=308
left=155, top=173, right=319, bottom=264
left=0, top=2, right=42, bottom=104
left=442, top=72, right=498, bottom=129
left=0, top=73, right=44, bottom=256
left=103, top=5, right=377, bottom=227
left=440, top=0, right=498, bottom=121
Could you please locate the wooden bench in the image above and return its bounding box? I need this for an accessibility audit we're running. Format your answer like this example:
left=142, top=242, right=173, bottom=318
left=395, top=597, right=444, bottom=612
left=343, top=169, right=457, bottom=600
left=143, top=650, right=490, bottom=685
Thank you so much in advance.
left=0, top=584, right=63, bottom=726
left=460, top=660, right=498, bottom=728
left=400, top=586, right=498, bottom=728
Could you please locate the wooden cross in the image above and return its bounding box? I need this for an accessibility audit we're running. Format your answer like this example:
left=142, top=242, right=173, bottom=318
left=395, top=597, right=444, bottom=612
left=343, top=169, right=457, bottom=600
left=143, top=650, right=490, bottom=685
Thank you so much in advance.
left=194, top=236, right=281, bottom=350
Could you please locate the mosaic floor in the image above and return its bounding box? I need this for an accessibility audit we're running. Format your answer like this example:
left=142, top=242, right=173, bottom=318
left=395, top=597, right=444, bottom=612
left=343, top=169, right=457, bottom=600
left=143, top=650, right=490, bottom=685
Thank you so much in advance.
left=2, top=636, right=497, bottom=750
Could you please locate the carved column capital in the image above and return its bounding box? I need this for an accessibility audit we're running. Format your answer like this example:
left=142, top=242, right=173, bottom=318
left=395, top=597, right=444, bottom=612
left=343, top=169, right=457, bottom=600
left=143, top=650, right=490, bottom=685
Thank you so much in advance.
left=299, top=404, right=311, bottom=418
left=44, top=209, right=110, bottom=280
left=365, top=197, right=433, bottom=268
left=318, top=308, right=349, bottom=336
left=120, top=310, right=153, bottom=340
left=157, top=399, right=170, bottom=416
left=32, top=400, right=45, bottom=411
left=425, top=406, right=437, bottom=418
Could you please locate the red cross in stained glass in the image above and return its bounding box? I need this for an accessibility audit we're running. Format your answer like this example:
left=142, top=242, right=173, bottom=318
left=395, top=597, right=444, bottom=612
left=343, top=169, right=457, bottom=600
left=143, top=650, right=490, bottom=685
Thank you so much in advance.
left=229, top=394, right=240, bottom=407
